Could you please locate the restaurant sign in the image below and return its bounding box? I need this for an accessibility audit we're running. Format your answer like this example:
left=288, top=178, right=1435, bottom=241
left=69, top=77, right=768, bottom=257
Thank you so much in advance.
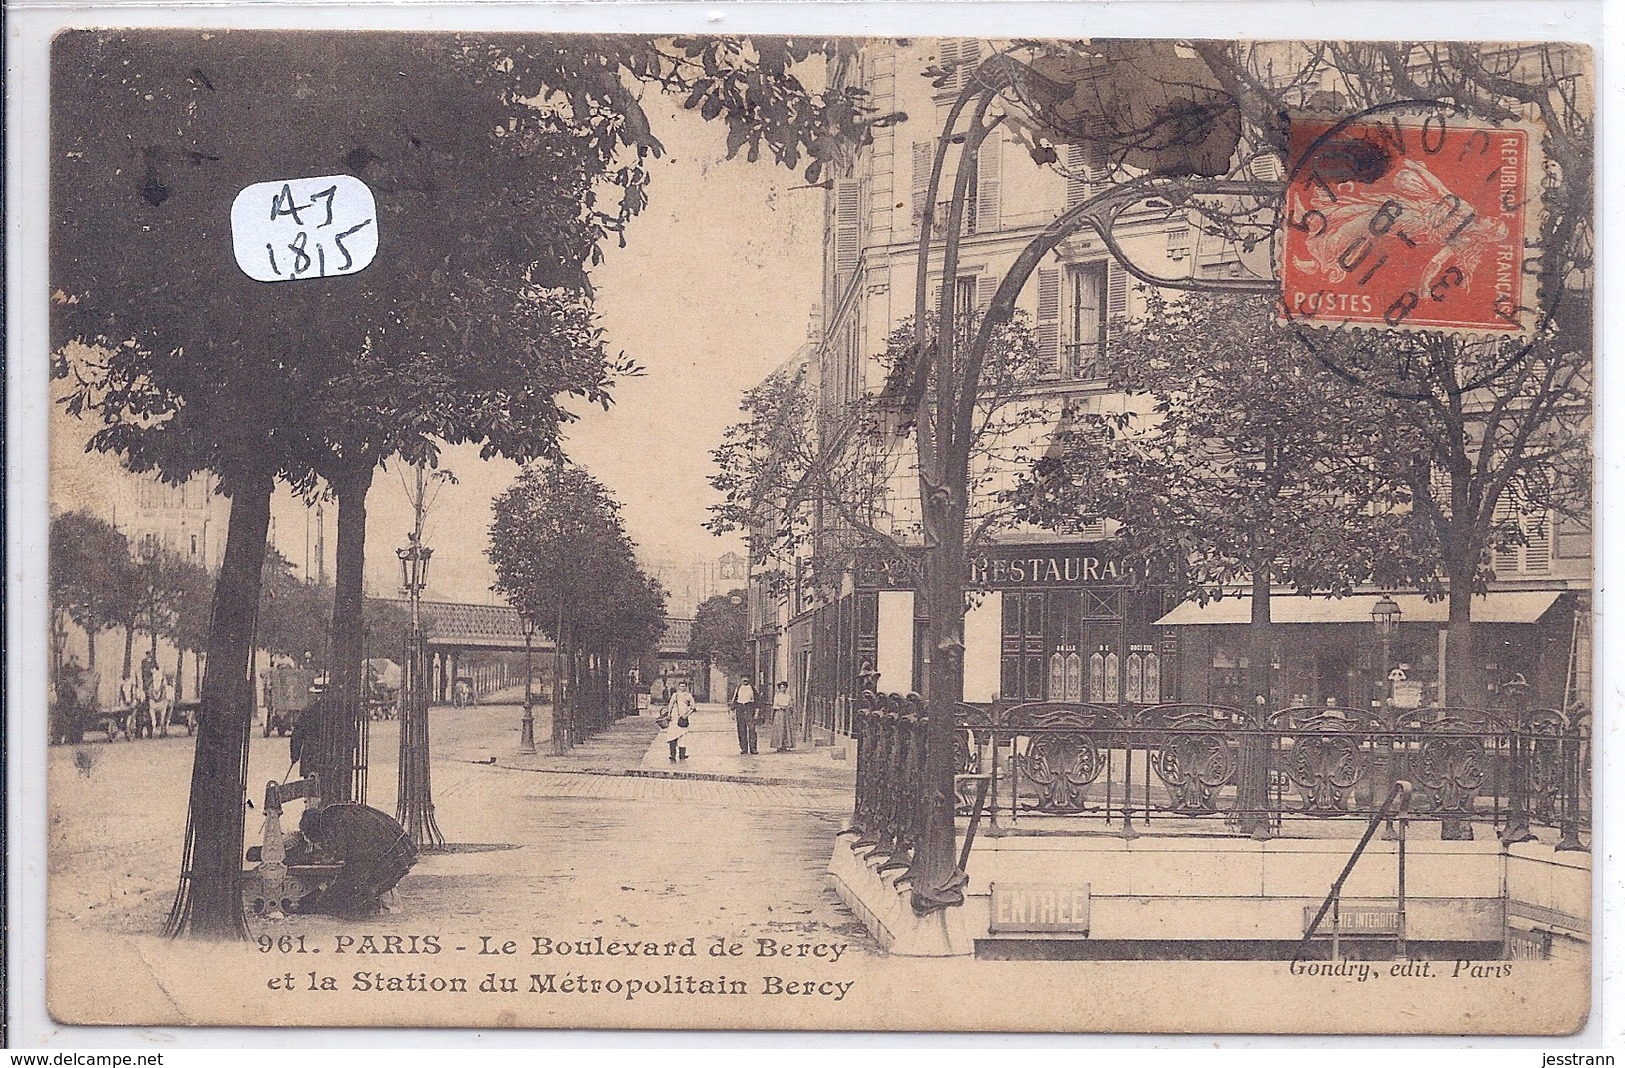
left=989, top=882, right=1092, bottom=934
left=856, top=544, right=1136, bottom=591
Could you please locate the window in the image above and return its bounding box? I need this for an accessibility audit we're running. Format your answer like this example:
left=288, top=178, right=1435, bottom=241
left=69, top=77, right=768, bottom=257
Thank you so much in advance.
left=936, top=38, right=983, bottom=95
left=1554, top=513, right=1591, bottom=559
left=844, top=317, right=862, bottom=404
left=1063, top=262, right=1107, bottom=380
left=1166, top=227, right=1192, bottom=261
left=933, top=151, right=978, bottom=237
left=1493, top=505, right=1552, bottom=576
left=955, top=275, right=978, bottom=334
left=1065, top=141, right=1108, bottom=208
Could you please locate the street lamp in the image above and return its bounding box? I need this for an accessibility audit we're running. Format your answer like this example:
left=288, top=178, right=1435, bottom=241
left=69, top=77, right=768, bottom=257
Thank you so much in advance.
left=395, top=530, right=444, bottom=851
left=519, top=613, right=538, bottom=755
left=1371, top=594, right=1402, bottom=708
left=397, top=543, right=434, bottom=593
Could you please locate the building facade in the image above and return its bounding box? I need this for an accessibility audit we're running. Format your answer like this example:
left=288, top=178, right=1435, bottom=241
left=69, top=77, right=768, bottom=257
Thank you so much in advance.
left=747, top=39, right=1591, bottom=735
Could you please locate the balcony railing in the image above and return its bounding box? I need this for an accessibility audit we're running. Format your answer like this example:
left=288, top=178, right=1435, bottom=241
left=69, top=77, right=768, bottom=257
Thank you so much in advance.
left=1062, top=340, right=1105, bottom=381
left=844, top=693, right=1591, bottom=869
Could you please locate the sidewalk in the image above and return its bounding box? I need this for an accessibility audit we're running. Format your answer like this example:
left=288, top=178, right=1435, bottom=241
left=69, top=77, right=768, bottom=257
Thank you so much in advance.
left=635, top=703, right=855, bottom=790
left=448, top=702, right=662, bottom=775
left=457, top=701, right=855, bottom=792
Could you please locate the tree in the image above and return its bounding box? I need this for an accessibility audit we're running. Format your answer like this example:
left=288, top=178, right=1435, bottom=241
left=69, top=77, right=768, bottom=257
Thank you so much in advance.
left=1184, top=41, right=1593, bottom=706
left=48, top=511, right=131, bottom=682
left=690, top=589, right=752, bottom=680
left=709, top=311, right=1048, bottom=595
left=489, top=463, right=666, bottom=744
left=53, top=31, right=876, bottom=939
left=131, top=547, right=198, bottom=673
left=167, top=559, right=215, bottom=705
left=1009, top=292, right=1419, bottom=833
left=257, top=550, right=331, bottom=665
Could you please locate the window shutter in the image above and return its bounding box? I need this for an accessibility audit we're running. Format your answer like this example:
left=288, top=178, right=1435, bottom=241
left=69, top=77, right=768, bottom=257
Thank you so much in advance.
left=833, top=178, right=862, bottom=279
left=976, top=129, right=1002, bottom=234
left=1524, top=512, right=1551, bottom=574
left=1036, top=267, right=1061, bottom=378
left=1065, top=141, right=1108, bottom=208
left=1106, top=262, right=1128, bottom=342
left=1247, top=153, right=1285, bottom=182
left=977, top=274, right=998, bottom=311
left=911, top=141, right=934, bottom=237
left=1492, top=499, right=1520, bottom=575
left=942, top=38, right=983, bottom=92
left=1065, top=143, right=1088, bottom=209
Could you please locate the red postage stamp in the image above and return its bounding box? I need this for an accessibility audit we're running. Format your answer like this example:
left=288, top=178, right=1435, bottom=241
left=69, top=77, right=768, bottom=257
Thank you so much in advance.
left=1279, top=109, right=1544, bottom=338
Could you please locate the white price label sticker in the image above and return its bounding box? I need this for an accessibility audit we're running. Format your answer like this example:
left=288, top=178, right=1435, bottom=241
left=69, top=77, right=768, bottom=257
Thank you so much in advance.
left=230, top=174, right=378, bottom=282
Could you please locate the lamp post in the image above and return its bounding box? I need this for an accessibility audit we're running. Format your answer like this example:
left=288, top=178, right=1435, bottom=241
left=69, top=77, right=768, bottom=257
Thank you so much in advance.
left=1372, top=593, right=1403, bottom=842
left=395, top=471, right=444, bottom=850
left=520, top=613, right=538, bottom=755
left=1371, top=594, right=1401, bottom=709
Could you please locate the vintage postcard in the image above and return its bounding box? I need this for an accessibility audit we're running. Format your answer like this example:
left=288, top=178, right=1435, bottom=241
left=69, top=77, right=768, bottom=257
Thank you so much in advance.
left=39, top=28, right=1594, bottom=1034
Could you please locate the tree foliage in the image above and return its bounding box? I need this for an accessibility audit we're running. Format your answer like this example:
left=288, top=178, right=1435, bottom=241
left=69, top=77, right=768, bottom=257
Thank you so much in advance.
left=689, top=589, right=751, bottom=679
left=489, top=463, right=656, bottom=643
left=48, top=510, right=134, bottom=672
left=1010, top=293, right=1422, bottom=601
left=707, top=311, right=1047, bottom=593
left=488, top=462, right=666, bottom=739
left=257, top=550, right=332, bottom=663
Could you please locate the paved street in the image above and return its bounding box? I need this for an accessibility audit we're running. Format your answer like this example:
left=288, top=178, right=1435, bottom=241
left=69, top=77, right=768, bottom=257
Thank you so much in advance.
left=48, top=701, right=874, bottom=955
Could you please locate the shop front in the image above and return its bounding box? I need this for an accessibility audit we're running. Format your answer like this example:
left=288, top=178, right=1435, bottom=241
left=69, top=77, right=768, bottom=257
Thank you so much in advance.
left=801, top=543, right=1174, bottom=735
left=1158, top=589, right=1578, bottom=711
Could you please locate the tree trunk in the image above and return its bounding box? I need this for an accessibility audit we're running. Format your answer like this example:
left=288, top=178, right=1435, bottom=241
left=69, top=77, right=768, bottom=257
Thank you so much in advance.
left=122, top=625, right=135, bottom=680
left=86, top=627, right=98, bottom=672
left=1444, top=565, right=1479, bottom=709
left=51, top=610, right=66, bottom=677
left=165, top=472, right=273, bottom=940
left=1234, top=566, right=1273, bottom=839
left=1438, top=561, right=1479, bottom=840
left=906, top=492, right=970, bottom=913
left=174, top=644, right=186, bottom=703
left=324, top=462, right=374, bottom=804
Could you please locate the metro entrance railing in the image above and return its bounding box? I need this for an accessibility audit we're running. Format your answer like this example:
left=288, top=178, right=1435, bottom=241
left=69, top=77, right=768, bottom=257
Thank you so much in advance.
left=843, top=693, right=1591, bottom=871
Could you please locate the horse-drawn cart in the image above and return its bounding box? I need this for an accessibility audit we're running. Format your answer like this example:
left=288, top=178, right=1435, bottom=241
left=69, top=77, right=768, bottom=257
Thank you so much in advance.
left=264, top=665, right=319, bottom=737
left=170, top=700, right=201, bottom=735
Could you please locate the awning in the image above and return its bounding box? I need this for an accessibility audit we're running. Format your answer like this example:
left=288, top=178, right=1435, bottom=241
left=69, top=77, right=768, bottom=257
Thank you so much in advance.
left=1155, top=591, right=1564, bottom=627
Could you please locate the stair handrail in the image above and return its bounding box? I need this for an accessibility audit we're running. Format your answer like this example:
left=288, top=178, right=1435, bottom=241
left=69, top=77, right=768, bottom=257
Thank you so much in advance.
left=1297, top=779, right=1415, bottom=961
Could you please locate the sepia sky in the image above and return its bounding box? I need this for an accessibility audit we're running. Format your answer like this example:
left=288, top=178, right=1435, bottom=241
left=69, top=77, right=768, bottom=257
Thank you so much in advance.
left=358, top=93, right=826, bottom=603
left=51, top=91, right=826, bottom=608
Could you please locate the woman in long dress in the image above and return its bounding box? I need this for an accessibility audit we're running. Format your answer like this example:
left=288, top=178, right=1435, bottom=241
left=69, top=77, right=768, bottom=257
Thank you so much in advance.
left=770, top=681, right=796, bottom=752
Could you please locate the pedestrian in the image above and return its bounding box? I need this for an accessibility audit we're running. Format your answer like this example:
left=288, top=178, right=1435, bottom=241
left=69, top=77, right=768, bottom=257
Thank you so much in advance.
left=53, top=655, right=89, bottom=745
left=290, top=678, right=327, bottom=780
left=662, top=680, right=695, bottom=762
left=117, top=672, right=141, bottom=740
left=732, top=676, right=759, bottom=755
left=770, top=680, right=796, bottom=752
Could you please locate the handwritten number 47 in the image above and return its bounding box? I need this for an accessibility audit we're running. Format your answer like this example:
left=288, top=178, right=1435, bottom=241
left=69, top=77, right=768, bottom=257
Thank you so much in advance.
left=264, top=182, right=372, bottom=278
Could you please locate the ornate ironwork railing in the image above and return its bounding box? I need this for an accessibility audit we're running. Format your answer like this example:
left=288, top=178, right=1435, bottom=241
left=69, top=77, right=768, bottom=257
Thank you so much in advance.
left=843, top=694, right=1590, bottom=865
